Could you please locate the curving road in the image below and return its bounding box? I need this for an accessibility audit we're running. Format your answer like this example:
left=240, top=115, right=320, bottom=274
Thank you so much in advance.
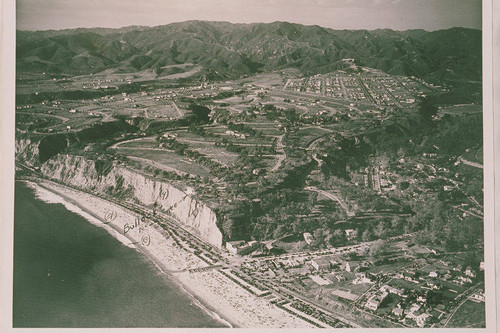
left=270, top=134, right=286, bottom=172
left=305, top=186, right=355, bottom=217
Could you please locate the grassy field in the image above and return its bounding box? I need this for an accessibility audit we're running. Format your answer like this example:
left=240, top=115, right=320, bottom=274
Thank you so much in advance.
left=116, top=147, right=210, bottom=177
left=236, top=73, right=285, bottom=88
left=446, top=300, right=485, bottom=328
left=289, top=127, right=332, bottom=148
left=176, top=137, right=240, bottom=165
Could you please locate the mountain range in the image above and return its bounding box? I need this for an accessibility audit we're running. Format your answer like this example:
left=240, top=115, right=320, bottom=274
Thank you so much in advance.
left=17, top=20, right=481, bottom=83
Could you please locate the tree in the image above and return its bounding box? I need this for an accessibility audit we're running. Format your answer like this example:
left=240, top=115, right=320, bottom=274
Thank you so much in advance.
left=329, top=229, right=347, bottom=246
left=188, top=103, right=211, bottom=123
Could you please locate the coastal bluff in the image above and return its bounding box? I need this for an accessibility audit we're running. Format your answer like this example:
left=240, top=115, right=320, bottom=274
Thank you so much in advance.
left=34, top=152, right=223, bottom=248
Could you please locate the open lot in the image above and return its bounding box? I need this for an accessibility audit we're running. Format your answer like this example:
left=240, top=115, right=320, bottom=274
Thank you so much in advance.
left=446, top=300, right=485, bottom=328
left=115, top=146, right=210, bottom=177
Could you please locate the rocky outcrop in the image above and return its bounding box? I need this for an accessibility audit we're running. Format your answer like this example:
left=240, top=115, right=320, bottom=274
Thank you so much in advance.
left=40, top=154, right=223, bottom=248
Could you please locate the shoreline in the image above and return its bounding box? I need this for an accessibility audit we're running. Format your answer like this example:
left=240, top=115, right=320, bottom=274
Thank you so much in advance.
left=23, top=179, right=236, bottom=328
left=20, top=178, right=314, bottom=328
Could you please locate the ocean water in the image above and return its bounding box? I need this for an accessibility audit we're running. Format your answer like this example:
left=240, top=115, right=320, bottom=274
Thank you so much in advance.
left=13, top=181, right=225, bottom=328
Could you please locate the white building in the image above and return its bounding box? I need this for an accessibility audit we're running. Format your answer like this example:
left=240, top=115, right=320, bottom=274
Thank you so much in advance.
left=303, top=232, right=314, bottom=245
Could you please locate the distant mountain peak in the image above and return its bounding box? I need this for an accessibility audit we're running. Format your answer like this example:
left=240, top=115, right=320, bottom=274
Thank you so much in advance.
left=17, top=21, right=481, bottom=83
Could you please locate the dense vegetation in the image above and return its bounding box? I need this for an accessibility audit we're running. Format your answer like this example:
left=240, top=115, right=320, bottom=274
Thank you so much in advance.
left=18, top=22, right=481, bottom=86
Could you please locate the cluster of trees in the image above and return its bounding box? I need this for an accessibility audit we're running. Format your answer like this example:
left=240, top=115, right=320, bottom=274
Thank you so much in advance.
left=409, top=199, right=483, bottom=251
left=222, top=187, right=317, bottom=241
left=38, top=118, right=139, bottom=163
left=320, top=135, right=373, bottom=179
left=187, top=103, right=211, bottom=123
left=308, top=97, right=483, bottom=250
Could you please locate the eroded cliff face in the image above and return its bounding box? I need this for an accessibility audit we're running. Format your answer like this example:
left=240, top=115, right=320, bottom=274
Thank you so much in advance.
left=40, top=154, right=223, bottom=248
left=15, top=138, right=40, bottom=166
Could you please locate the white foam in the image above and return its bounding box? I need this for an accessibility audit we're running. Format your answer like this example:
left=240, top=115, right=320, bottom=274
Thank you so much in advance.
left=24, top=181, right=136, bottom=249
left=22, top=181, right=233, bottom=327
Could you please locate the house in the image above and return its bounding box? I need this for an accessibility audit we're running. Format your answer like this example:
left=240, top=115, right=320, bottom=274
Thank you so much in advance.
left=353, top=272, right=375, bottom=284
left=408, top=303, right=421, bottom=313
left=365, top=297, right=381, bottom=311
left=162, top=133, right=178, bottom=139
left=345, top=229, right=358, bottom=240
left=405, top=304, right=423, bottom=325
left=380, top=285, right=404, bottom=297
left=264, top=241, right=276, bottom=251
left=226, top=240, right=246, bottom=254
left=392, top=306, right=405, bottom=318
left=415, top=313, right=431, bottom=327
left=329, top=260, right=340, bottom=269
left=470, top=292, right=485, bottom=303
left=465, top=267, right=477, bottom=278
left=403, top=271, right=417, bottom=282
left=311, top=258, right=331, bottom=271
left=429, top=271, right=438, bottom=278
left=365, top=291, right=388, bottom=311
left=456, top=275, right=473, bottom=285
left=303, top=232, right=314, bottom=245
left=417, top=294, right=427, bottom=303
left=345, top=261, right=360, bottom=273
left=226, top=240, right=260, bottom=255
left=426, top=281, right=439, bottom=290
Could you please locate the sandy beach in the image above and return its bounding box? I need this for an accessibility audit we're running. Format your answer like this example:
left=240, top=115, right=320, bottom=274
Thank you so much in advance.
left=24, top=179, right=314, bottom=328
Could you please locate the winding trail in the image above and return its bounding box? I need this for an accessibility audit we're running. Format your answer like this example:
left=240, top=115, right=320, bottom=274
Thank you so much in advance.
left=305, top=186, right=355, bottom=217
left=459, top=157, right=483, bottom=169
left=16, top=111, right=70, bottom=123
left=109, top=137, right=156, bottom=149
left=270, top=134, right=286, bottom=172
left=442, top=285, right=483, bottom=327
left=172, top=102, right=184, bottom=118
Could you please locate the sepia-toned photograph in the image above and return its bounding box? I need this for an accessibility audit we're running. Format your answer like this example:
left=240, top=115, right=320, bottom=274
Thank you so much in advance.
left=2, top=0, right=495, bottom=330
